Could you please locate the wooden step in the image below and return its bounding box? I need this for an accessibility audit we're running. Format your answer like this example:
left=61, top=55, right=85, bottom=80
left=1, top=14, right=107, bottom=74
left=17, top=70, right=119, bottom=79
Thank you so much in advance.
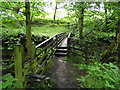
left=57, top=47, right=67, bottom=49
left=56, top=49, right=67, bottom=53
left=55, top=52, right=67, bottom=56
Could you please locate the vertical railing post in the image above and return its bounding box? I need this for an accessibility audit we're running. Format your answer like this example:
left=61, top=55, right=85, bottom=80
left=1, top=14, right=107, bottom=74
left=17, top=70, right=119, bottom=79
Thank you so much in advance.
left=84, top=43, right=88, bottom=64
left=56, top=35, right=58, bottom=41
left=14, top=44, right=24, bottom=88
left=67, top=38, right=70, bottom=57
left=31, top=43, right=36, bottom=58
left=31, top=43, right=37, bottom=73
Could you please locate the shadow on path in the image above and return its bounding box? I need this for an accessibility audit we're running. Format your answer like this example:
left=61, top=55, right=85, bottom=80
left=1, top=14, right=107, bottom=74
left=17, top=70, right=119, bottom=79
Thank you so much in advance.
left=49, top=56, right=80, bottom=88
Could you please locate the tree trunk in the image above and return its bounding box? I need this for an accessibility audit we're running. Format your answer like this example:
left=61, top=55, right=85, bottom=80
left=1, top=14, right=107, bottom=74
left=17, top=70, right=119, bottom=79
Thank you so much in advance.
left=25, top=0, right=32, bottom=58
left=79, top=3, right=84, bottom=39
left=101, top=2, right=120, bottom=63
left=104, top=3, right=108, bottom=31
left=117, top=2, right=120, bottom=61
left=53, top=3, right=57, bottom=26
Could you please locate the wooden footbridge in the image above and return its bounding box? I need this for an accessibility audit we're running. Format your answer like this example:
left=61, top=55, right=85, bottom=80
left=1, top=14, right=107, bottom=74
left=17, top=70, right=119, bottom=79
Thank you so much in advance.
left=2, top=30, right=93, bottom=88
left=2, top=32, right=71, bottom=87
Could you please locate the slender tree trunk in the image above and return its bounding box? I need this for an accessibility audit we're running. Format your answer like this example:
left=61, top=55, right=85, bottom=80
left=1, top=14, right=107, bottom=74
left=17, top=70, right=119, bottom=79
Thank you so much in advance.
left=79, top=3, right=84, bottom=39
left=25, top=0, right=32, bottom=58
left=104, top=3, right=108, bottom=31
left=53, top=3, right=57, bottom=26
left=117, top=5, right=120, bottom=61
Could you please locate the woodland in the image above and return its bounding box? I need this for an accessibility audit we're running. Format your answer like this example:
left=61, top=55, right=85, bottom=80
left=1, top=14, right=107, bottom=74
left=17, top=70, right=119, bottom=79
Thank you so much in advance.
left=1, top=1, right=120, bottom=89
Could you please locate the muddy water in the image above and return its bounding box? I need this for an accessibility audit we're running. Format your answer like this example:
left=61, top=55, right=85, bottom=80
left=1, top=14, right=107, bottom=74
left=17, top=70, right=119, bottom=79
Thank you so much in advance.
left=49, top=56, right=80, bottom=88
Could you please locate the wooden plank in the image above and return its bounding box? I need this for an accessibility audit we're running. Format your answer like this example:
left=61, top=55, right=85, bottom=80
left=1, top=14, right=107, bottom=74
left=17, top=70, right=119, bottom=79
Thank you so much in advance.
left=1, top=59, right=14, bottom=62
left=2, top=49, right=14, bottom=55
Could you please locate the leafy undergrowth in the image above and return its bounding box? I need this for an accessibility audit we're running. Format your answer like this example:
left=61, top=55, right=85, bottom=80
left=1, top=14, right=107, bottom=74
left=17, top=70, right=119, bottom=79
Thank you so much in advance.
left=2, top=33, right=49, bottom=50
left=68, top=27, right=119, bottom=88
left=1, top=73, right=20, bottom=89
left=74, top=62, right=120, bottom=89
left=26, top=78, right=56, bottom=88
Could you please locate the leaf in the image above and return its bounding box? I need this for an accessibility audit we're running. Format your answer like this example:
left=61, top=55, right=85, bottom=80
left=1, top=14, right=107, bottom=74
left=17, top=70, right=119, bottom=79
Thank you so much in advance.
left=13, top=82, right=21, bottom=88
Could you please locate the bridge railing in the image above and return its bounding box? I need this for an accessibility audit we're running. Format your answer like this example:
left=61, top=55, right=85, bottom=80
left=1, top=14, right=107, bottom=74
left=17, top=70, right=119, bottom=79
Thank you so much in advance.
left=67, top=30, right=94, bottom=64
left=7, top=32, right=66, bottom=87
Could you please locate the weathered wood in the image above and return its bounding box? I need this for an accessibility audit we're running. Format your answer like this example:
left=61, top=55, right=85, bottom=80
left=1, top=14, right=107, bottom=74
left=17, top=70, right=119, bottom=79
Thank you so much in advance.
left=2, top=49, right=14, bottom=55
left=70, top=38, right=92, bottom=43
left=22, top=32, right=66, bottom=75
left=14, top=44, right=24, bottom=88
left=31, top=43, right=36, bottom=58
left=71, top=47, right=86, bottom=52
left=26, top=74, right=46, bottom=79
left=36, top=32, right=65, bottom=48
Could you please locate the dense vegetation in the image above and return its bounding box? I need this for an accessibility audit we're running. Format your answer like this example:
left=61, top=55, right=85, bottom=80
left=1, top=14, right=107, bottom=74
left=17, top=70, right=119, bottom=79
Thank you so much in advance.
left=1, top=1, right=120, bottom=89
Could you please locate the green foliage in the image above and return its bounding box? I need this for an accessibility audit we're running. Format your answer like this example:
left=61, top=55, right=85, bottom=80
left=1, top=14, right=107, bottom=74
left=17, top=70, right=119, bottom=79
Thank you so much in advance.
left=2, top=32, right=49, bottom=50
left=74, top=62, right=120, bottom=88
left=1, top=73, right=20, bottom=89
left=1, top=2, right=47, bottom=25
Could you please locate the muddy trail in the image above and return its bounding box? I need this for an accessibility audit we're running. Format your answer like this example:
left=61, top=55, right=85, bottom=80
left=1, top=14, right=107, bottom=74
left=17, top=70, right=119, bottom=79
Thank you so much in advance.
left=49, top=56, right=81, bottom=88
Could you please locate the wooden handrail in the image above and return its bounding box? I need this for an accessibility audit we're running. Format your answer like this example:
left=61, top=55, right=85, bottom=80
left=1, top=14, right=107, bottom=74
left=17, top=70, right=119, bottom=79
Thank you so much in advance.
left=23, top=32, right=66, bottom=65
left=70, top=38, right=92, bottom=43
left=36, top=32, right=66, bottom=48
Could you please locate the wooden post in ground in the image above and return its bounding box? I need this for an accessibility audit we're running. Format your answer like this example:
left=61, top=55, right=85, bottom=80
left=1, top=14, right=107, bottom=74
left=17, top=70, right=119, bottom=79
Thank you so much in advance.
left=31, top=43, right=36, bottom=58
left=31, top=43, right=38, bottom=73
left=14, top=44, right=24, bottom=88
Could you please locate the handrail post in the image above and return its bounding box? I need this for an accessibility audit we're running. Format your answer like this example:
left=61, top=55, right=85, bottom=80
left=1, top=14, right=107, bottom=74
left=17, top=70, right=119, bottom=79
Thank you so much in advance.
left=31, top=43, right=36, bottom=58
left=84, top=43, right=88, bottom=64
left=31, top=43, right=37, bottom=73
left=67, top=38, right=70, bottom=57
left=14, top=44, right=24, bottom=88
left=56, top=35, right=58, bottom=41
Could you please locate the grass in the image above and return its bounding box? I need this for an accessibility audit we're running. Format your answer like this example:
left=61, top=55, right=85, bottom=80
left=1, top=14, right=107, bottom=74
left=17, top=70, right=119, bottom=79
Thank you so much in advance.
left=31, top=25, right=70, bottom=37
left=2, top=23, right=70, bottom=37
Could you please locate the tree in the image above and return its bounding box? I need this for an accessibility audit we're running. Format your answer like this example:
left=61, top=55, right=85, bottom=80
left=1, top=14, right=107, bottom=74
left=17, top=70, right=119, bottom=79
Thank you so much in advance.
left=104, top=2, right=108, bottom=31
left=117, top=2, right=120, bottom=61
left=78, top=2, right=84, bottom=39
left=53, top=3, right=58, bottom=26
left=100, top=2, right=120, bottom=63
left=25, top=0, right=32, bottom=58
left=52, top=2, right=63, bottom=26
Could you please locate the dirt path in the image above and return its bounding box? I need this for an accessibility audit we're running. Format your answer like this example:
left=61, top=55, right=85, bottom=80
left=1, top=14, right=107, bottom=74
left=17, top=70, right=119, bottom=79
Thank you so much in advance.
left=49, top=56, right=80, bottom=88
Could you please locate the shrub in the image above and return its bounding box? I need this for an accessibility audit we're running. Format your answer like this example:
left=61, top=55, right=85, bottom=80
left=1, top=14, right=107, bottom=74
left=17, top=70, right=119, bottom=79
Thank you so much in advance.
left=1, top=73, right=20, bottom=89
left=74, top=62, right=120, bottom=89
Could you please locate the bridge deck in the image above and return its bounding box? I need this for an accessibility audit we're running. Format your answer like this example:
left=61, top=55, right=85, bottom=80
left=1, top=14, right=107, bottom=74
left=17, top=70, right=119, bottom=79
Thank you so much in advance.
left=58, top=38, right=68, bottom=47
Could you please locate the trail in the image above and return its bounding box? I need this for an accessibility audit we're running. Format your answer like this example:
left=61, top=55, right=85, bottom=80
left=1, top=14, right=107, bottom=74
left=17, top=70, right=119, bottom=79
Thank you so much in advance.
left=50, top=56, right=79, bottom=88
left=49, top=38, right=80, bottom=88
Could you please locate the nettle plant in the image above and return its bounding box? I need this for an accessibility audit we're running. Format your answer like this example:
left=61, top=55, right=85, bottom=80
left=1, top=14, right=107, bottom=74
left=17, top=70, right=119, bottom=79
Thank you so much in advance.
left=1, top=73, right=20, bottom=88
left=74, top=62, right=120, bottom=88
